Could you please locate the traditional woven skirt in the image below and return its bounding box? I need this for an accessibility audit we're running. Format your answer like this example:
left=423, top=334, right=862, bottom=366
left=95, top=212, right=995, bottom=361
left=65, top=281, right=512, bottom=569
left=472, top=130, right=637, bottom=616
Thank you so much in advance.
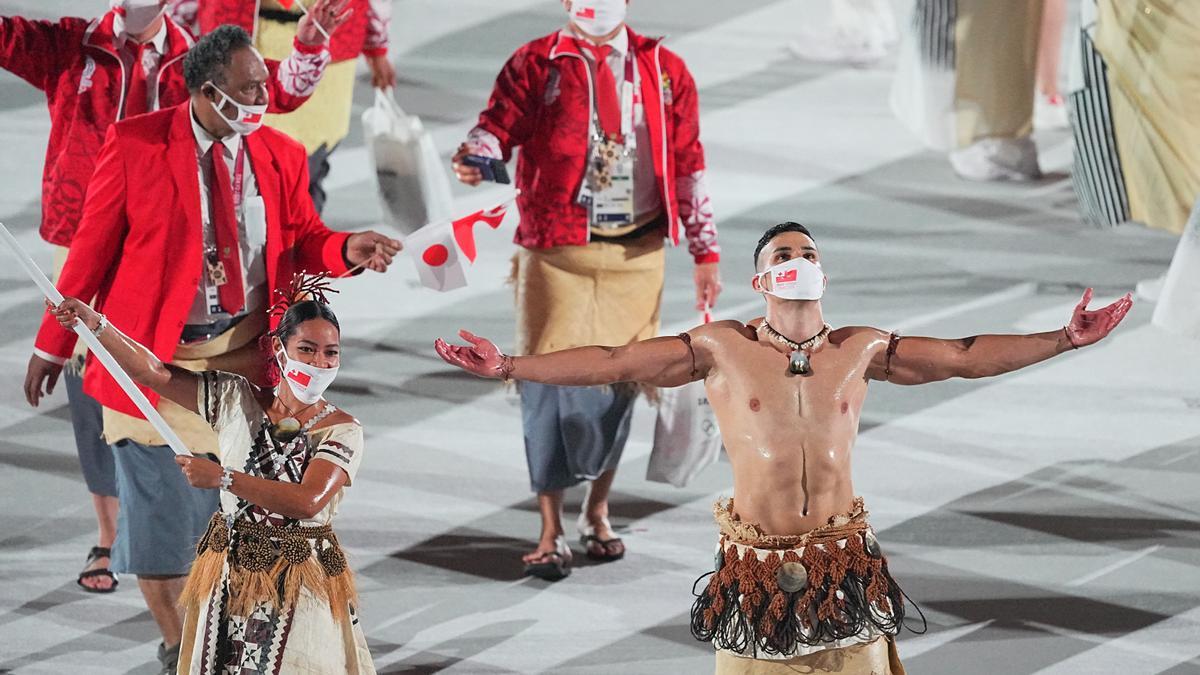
left=178, top=514, right=373, bottom=674
left=691, top=498, right=917, bottom=672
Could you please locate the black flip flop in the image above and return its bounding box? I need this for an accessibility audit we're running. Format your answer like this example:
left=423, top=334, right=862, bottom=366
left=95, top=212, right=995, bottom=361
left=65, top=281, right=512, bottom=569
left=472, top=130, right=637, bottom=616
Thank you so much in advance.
left=77, top=546, right=118, bottom=594
left=580, top=534, right=625, bottom=562
left=524, top=550, right=571, bottom=581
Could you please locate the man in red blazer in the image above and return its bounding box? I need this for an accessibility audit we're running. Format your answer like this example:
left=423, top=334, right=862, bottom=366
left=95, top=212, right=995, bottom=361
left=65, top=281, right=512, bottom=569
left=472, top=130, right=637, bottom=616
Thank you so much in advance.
left=23, top=25, right=399, bottom=672
left=1, top=0, right=343, bottom=595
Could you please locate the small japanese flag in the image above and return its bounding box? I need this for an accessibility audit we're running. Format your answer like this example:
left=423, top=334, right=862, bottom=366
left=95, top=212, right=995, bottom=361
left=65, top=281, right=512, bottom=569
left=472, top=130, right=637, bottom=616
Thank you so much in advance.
left=406, top=222, right=466, bottom=292
left=452, top=205, right=508, bottom=263
left=277, top=0, right=296, bottom=8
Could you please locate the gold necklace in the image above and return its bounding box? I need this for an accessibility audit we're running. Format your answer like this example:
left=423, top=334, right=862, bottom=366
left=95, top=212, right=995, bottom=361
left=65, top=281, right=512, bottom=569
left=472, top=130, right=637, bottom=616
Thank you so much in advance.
left=759, top=321, right=832, bottom=375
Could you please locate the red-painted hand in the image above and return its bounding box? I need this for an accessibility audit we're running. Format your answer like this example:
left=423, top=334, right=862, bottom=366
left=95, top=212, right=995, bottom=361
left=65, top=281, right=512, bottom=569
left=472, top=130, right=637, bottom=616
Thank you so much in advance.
left=1065, top=288, right=1133, bottom=348
left=434, top=330, right=507, bottom=379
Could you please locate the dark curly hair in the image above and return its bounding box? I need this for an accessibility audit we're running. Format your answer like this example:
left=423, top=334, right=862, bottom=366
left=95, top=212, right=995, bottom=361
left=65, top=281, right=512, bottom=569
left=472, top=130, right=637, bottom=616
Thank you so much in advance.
left=183, top=24, right=254, bottom=92
left=753, top=222, right=817, bottom=269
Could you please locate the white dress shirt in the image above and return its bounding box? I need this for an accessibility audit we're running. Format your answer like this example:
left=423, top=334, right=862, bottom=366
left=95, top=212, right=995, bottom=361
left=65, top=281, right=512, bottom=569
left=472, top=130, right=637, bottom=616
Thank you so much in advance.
left=112, top=14, right=169, bottom=117
left=187, top=104, right=267, bottom=328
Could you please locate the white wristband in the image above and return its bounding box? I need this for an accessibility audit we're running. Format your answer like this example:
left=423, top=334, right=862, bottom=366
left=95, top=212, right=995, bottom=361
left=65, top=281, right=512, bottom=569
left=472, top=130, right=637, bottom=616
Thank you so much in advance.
left=219, top=467, right=234, bottom=491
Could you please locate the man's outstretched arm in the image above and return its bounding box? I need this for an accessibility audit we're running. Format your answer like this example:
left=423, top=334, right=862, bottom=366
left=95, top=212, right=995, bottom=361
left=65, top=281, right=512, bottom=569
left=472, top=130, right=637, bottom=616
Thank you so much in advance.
left=435, top=328, right=713, bottom=388
left=868, top=289, right=1132, bottom=385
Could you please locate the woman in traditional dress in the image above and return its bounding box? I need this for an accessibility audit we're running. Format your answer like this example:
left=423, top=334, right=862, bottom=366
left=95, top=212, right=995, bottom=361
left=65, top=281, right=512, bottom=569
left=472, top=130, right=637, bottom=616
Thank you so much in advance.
left=48, top=277, right=373, bottom=674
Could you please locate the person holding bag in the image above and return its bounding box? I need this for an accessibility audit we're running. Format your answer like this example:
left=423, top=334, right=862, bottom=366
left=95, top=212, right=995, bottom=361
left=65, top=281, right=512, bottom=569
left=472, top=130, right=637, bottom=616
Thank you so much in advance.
left=451, top=0, right=722, bottom=581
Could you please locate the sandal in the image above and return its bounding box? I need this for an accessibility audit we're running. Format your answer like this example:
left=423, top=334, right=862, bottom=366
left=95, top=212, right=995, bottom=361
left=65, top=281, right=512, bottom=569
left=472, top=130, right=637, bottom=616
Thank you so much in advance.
left=77, top=546, right=118, bottom=594
left=578, top=516, right=625, bottom=562
left=523, top=536, right=572, bottom=581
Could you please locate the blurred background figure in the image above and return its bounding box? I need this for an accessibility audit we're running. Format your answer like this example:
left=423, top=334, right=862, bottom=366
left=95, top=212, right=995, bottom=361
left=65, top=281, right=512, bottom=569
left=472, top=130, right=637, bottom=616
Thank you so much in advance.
left=891, top=0, right=1045, bottom=181
left=1034, top=0, right=1069, bottom=129
left=173, top=0, right=395, bottom=214
left=787, top=0, right=897, bottom=66
left=1073, top=0, right=1200, bottom=309
left=452, top=0, right=721, bottom=582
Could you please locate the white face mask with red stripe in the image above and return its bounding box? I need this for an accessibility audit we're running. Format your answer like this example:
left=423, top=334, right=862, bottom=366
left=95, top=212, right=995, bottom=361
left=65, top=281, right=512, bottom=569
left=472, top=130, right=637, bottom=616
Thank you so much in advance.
left=752, top=256, right=827, bottom=301
left=207, top=82, right=267, bottom=136
left=568, top=0, right=627, bottom=38
left=276, top=350, right=339, bottom=405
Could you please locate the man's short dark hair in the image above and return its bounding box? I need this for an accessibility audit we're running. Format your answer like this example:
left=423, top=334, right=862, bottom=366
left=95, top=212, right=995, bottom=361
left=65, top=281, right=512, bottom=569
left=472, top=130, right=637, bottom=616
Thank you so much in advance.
left=754, top=222, right=816, bottom=268
left=183, top=25, right=254, bottom=91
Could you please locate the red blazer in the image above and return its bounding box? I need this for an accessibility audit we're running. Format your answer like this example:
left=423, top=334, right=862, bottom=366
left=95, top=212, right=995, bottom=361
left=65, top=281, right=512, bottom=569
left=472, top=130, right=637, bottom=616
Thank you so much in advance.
left=0, top=11, right=327, bottom=246
left=34, top=102, right=352, bottom=418
left=475, top=28, right=719, bottom=264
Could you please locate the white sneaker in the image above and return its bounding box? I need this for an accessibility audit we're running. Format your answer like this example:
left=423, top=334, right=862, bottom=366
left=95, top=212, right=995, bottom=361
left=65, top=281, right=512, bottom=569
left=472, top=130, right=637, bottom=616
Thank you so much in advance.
left=950, top=136, right=1043, bottom=182
left=1035, top=92, right=1070, bottom=130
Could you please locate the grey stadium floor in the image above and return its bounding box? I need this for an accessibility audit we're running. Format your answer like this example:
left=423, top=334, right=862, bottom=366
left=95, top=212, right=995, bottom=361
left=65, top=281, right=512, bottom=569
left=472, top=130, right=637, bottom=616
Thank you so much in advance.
left=1, top=1, right=1198, bottom=673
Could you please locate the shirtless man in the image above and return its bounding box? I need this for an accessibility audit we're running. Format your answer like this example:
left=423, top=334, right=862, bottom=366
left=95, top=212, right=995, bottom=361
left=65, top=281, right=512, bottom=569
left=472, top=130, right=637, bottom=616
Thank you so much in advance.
left=434, top=222, right=1133, bottom=674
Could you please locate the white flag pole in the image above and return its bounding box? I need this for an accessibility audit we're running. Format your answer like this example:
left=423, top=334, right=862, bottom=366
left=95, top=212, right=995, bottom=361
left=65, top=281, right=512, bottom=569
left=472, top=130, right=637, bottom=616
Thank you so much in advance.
left=0, top=223, right=192, bottom=457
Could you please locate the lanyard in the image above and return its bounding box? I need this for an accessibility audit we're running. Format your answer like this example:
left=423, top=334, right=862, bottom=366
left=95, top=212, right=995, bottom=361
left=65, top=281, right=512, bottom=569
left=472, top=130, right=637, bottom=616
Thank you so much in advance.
left=231, top=140, right=247, bottom=212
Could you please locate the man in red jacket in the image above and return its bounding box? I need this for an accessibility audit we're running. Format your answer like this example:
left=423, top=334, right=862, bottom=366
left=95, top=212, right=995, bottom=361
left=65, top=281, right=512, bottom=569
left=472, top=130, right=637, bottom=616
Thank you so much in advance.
left=452, top=0, right=721, bottom=581
left=0, top=0, right=342, bottom=596
left=23, top=26, right=400, bottom=672
left=172, top=0, right=395, bottom=212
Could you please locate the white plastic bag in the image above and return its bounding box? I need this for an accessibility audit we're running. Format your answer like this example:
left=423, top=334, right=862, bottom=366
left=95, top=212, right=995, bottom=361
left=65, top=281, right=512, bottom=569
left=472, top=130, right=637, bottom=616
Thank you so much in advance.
left=647, top=379, right=723, bottom=487
left=889, top=0, right=957, bottom=151
left=362, top=88, right=454, bottom=236
left=647, top=312, right=722, bottom=487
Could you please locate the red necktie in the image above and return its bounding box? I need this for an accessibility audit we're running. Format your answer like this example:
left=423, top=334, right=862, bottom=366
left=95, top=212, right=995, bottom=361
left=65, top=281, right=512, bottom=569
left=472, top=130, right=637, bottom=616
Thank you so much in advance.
left=207, top=144, right=245, bottom=314
left=124, top=43, right=149, bottom=118
left=581, top=43, right=620, bottom=141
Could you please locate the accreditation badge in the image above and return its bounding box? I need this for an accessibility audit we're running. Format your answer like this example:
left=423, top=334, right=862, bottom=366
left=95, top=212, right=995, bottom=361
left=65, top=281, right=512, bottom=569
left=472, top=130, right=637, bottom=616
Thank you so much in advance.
left=580, top=136, right=634, bottom=228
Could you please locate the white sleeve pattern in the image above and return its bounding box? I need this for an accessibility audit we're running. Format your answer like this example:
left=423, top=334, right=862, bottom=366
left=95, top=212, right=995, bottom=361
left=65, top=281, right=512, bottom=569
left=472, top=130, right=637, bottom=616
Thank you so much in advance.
left=676, top=169, right=720, bottom=259
left=277, top=46, right=331, bottom=98
left=365, top=0, right=391, bottom=53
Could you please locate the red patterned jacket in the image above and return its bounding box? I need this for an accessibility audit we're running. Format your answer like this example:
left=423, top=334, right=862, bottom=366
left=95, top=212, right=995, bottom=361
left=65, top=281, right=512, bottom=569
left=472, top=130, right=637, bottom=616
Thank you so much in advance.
left=176, top=0, right=390, bottom=62
left=472, top=28, right=719, bottom=264
left=0, top=11, right=329, bottom=246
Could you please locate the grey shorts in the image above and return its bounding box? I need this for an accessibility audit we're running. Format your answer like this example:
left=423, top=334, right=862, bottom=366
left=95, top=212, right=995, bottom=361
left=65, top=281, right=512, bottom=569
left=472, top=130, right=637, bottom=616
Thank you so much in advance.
left=520, top=382, right=636, bottom=493
left=63, top=370, right=118, bottom=497
left=110, top=440, right=219, bottom=576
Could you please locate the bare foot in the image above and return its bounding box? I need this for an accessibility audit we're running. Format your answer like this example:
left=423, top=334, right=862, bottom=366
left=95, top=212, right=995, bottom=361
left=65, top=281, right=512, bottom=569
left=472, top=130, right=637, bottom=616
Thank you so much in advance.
left=79, top=552, right=115, bottom=591
left=522, top=537, right=569, bottom=565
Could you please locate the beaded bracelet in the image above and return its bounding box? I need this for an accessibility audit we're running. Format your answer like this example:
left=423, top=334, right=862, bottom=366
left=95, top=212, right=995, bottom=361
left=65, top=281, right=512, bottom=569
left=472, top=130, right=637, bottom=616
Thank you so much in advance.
left=219, top=467, right=234, bottom=491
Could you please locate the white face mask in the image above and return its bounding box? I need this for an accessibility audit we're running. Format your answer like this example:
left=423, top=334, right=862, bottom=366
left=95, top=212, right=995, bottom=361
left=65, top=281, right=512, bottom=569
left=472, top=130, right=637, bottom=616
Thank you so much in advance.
left=568, top=0, right=627, bottom=38
left=277, top=350, right=339, bottom=405
left=112, top=0, right=165, bottom=36
left=752, top=256, right=826, bottom=301
left=207, top=82, right=267, bottom=136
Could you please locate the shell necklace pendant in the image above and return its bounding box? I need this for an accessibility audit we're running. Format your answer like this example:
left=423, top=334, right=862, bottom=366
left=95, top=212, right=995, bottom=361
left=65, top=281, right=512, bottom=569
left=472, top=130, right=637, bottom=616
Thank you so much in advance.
left=760, top=321, right=831, bottom=375
left=271, top=395, right=319, bottom=444
left=789, top=350, right=811, bottom=375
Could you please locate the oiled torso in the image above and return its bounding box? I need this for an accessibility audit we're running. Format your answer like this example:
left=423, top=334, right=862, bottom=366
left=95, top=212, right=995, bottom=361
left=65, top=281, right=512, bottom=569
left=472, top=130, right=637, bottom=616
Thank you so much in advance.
left=698, top=322, right=888, bottom=535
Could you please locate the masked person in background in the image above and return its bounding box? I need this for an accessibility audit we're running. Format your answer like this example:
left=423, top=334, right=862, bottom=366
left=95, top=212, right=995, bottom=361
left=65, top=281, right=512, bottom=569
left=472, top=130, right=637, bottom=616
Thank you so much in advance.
left=1, top=0, right=336, bottom=597
left=437, top=222, right=1133, bottom=673
left=23, top=25, right=399, bottom=674
left=452, top=0, right=721, bottom=581
left=48, top=275, right=374, bottom=674
left=173, top=0, right=395, bottom=213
